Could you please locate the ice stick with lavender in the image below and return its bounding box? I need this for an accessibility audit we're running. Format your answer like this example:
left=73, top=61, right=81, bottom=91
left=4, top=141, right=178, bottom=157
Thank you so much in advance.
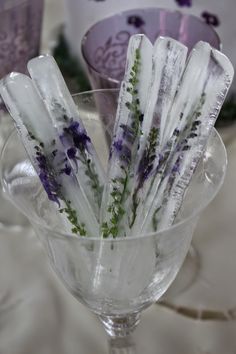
left=127, top=37, right=188, bottom=233
left=100, top=34, right=153, bottom=238
left=0, top=73, right=99, bottom=236
left=142, top=42, right=234, bottom=233
left=27, top=55, right=105, bottom=220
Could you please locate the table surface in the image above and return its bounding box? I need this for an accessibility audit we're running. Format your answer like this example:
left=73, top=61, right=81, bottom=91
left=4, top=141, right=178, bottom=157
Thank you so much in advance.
left=0, top=0, right=236, bottom=353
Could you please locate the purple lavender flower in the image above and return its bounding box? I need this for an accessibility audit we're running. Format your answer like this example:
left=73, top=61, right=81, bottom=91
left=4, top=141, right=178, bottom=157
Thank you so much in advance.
left=110, top=138, right=124, bottom=161
left=113, top=139, right=123, bottom=152
left=36, top=154, right=47, bottom=169
left=68, top=121, right=80, bottom=131
left=171, top=158, right=181, bottom=174
left=67, top=147, right=77, bottom=159
left=63, top=120, right=91, bottom=152
left=111, top=141, right=131, bottom=166
left=175, top=0, right=192, bottom=7
left=138, top=154, right=154, bottom=186
left=120, top=124, right=135, bottom=144
left=60, top=163, right=72, bottom=176
left=201, top=11, right=220, bottom=27
left=137, top=127, right=158, bottom=186
left=140, top=164, right=153, bottom=184
left=73, top=132, right=90, bottom=150
left=127, top=15, right=145, bottom=28
left=38, top=163, right=61, bottom=206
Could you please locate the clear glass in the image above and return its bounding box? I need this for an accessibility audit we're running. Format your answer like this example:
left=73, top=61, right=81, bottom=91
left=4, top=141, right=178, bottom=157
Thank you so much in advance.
left=0, top=90, right=227, bottom=353
left=0, top=105, right=29, bottom=229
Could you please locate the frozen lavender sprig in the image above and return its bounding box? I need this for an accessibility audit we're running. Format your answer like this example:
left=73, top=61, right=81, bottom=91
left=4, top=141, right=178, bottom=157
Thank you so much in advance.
left=127, top=37, right=188, bottom=232
left=0, top=73, right=99, bottom=236
left=27, top=55, right=105, bottom=220
left=142, top=42, right=234, bottom=233
left=101, top=34, right=153, bottom=238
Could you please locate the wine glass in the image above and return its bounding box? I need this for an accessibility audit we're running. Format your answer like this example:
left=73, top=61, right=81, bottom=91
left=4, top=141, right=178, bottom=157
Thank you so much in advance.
left=0, top=90, right=227, bottom=353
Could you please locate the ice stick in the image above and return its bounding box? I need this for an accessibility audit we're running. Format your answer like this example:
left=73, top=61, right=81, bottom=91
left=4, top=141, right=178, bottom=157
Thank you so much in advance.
left=100, top=34, right=153, bottom=238
left=27, top=55, right=105, bottom=219
left=139, top=37, right=188, bottom=153
left=0, top=73, right=99, bottom=236
left=127, top=37, right=188, bottom=233
left=142, top=42, right=234, bottom=233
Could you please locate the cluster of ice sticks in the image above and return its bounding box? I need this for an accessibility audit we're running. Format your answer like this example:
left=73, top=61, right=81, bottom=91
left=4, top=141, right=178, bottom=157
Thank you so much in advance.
left=0, top=34, right=233, bottom=238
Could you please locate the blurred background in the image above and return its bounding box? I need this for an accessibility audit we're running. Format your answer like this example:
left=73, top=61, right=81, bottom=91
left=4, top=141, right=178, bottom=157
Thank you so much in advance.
left=0, top=0, right=236, bottom=353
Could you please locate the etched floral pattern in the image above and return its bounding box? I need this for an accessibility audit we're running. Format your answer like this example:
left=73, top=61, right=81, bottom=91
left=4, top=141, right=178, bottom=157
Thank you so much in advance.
left=201, top=11, right=220, bottom=27
left=127, top=15, right=145, bottom=29
left=175, top=0, right=192, bottom=6
left=0, top=0, right=43, bottom=78
left=94, top=31, right=131, bottom=81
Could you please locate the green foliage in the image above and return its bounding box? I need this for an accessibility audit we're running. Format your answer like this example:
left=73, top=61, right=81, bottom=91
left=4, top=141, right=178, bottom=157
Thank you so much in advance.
left=79, top=149, right=103, bottom=207
left=53, top=32, right=91, bottom=92
left=59, top=200, right=87, bottom=236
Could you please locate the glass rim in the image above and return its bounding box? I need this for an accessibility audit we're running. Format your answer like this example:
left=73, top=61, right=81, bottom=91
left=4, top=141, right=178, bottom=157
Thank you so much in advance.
left=81, top=7, right=222, bottom=85
left=0, top=89, right=227, bottom=243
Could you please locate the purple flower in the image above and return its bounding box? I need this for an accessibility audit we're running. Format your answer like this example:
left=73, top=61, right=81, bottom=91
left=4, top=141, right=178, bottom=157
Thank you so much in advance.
left=39, top=170, right=60, bottom=206
left=33, top=145, right=61, bottom=206
left=140, top=164, right=153, bottom=183
left=68, top=121, right=80, bottom=132
left=73, top=132, right=90, bottom=150
left=113, top=139, right=123, bottom=152
left=67, top=121, right=90, bottom=150
left=201, top=11, right=220, bottom=27
left=137, top=152, right=155, bottom=187
left=61, top=119, right=91, bottom=154
left=127, top=15, right=145, bottom=28
left=175, top=0, right=192, bottom=6
left=120, top=124, right=135, bottom=144
left=36, top=155, right=47, bottom=169
left=61, top=163, right=72, bottom=176
left=67, top=147, right=77, bottom=159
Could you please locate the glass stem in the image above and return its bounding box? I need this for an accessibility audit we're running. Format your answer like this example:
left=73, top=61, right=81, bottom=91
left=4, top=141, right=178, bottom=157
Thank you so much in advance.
left=99, top=313, right=140, bottom=354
